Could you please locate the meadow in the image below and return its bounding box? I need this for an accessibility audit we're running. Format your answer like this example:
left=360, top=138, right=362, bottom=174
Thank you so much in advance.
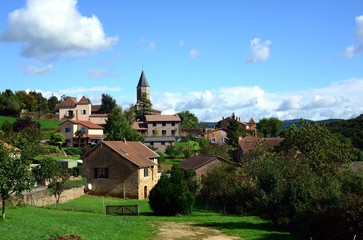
left=1, top=195, right=298, bottom=240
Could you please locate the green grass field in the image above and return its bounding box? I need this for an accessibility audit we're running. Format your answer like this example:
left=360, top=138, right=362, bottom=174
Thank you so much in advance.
left=1, top=195, right=298, bottom=240
left=0, top=116, right=60, bottom=129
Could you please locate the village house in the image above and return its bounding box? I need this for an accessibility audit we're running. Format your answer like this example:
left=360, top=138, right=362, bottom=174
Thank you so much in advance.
left=82, top=140, right=159, bottom=199
left=60, top=119, right=105, bottom=146
left=216, top=115, right=257, bottom=137
left=237, top=136, right=284, bottom=159
left=179, top=155, right=240, bottom=191
left=201, top=128, right=229, bottom=144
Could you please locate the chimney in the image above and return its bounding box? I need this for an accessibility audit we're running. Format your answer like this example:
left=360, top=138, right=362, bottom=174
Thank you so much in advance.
left=123, top=138, right=126, bottom=144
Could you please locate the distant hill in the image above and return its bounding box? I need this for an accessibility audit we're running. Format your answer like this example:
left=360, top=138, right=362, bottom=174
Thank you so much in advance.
left=281, top=118, right=341, bottom=130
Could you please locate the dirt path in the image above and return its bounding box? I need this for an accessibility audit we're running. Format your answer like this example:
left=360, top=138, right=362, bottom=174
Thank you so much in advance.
left=154, top=222, right=241, bottom=240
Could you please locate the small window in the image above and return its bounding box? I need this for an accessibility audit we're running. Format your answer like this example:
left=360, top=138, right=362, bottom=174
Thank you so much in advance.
left=144, top=168, right=149, bottom=177
left=171, top=130, right=176, bottom=136
left=94, top=168, right=109, bottom=179
left=161, top=142, right=165, bottom=145
left=162, top=122, right=166, bottom=126
left=81, top=110, right=87, bottom=115
left=81, top=127, right=86, bottom=132
left=65, top=127, right=71, bottom=133
left=150, top=142, right=154, bottom=146
left=222, top=137, right=227, bottom=143
left=162, top=130, right=167, bottom=136
left=172, top=122, right=175, bottom=126
left=210, top=137, right=217, bottom=143
left=153, top=122, right=157, bottom=127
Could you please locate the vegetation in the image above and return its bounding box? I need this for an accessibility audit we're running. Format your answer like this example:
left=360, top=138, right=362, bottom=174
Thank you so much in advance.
left=226, top=113, right=245, bottom=149
left=177, top=110, right=199, bottom=129
left=258, top=117, right=283, bottom=137
left=135, top=92, right=153, bottom=121
left=149, top=165, right=194, bottom=216
left=97, top=93, right=117, bottom=114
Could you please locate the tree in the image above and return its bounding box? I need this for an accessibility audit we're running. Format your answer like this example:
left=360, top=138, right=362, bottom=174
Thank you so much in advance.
left=135, top=92, right=152, bottom=121
left=29, top=90, right=49, bottom=114
left=177, top=110, right=199, bottom=129
left=47, top=95, right=59, bottom=112
left=48, top=170, right=69, bottom=207
left=74, top=129, right=84, bottom=147
left=258, top=117, right=282, bottom=137
left=98, top=93, right=117, bottom=114
left=49, top=133, right=65, bottom=147
left=0, top=89, right=22, bottom=117
left=226, top=113, right=245, bottom=149
left=105, top=106, right=144, bottom=141
left=149, top=165, right=194, bottom=215
left=198, top=138, right=232, bottom=160
left=12, top=117, right=41, bottom=133
left=0, top=135, right=36, bottom=220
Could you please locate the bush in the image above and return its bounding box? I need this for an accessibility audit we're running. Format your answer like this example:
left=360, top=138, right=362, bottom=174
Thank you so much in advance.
left=64, top=148, right=83, bottom=156
left=39, top=145, right=61, bottom=155
left=149, top=165, right=194, bottom=216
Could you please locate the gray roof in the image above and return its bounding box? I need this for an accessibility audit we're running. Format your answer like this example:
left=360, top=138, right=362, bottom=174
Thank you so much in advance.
left=137, top=70, right=150, bottom=87
left=144, top=137, right=176, bottom=142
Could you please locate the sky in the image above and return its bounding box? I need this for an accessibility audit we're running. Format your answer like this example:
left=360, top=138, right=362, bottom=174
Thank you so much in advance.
left=0, top=0, right=363, bottom=122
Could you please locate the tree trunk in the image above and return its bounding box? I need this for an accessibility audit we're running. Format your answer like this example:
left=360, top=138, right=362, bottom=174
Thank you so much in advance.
left=2, top=196, right=5, bottom=221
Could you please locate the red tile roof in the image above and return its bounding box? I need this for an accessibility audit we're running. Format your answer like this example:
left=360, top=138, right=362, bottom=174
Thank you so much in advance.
left=89, top=114, right=108, bottom=117
left=179, top=155, right=234, bottom=170
left=61, top=120, right=104, bottom=129
left=145, top=115, right=181, bottom=122
left=59, top=97, right=77, bottom=108
left=238, top=137, right=284, bottom=153
left=102, top=141, right=158, bottom=167
left=91, top=105, right=101, bottom=112
left=132, top=121, right=147, bottom=130
left=77, top=96, right=91, bottom=105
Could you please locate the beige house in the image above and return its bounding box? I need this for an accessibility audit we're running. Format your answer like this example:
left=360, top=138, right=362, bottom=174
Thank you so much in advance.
left=57, top=96, right=107, bottom=125
left=216, top=115, right=257, bottom=137
left=82, top=141, right=159, bottom=199
left=202, top=128, right=229, bottom=144
left=60, top=120, right=105, bottom=146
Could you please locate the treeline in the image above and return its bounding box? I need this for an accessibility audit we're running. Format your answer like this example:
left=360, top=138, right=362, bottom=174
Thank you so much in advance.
left=326, top=114, right=363, bottom=150
left=0, top=89, right=61, bottom=117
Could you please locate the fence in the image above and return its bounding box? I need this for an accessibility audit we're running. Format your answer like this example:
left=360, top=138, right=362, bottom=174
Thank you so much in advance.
left=105, top=205, right=139, bottom=216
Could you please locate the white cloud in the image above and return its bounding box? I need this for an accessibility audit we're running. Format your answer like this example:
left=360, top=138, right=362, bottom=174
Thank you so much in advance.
left=152, top=78, right=363, bottom=122
left=189, top=49, right=199, bottom=58
left=1, top=0, right=118, bottom=60
left=246, top=38, right=271, bottom=63
left=59, top=86, right=121, bottom=95
left=88, top=69, right=116, bottom=79
left=25, top=64, right=53, bottom=75
left=342, top=15, right=363, bottom=58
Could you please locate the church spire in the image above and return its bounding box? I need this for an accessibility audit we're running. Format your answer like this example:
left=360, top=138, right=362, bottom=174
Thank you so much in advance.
left=136, top=70, right=150, bottom=103
left=137, top=70, right=150, bottom=88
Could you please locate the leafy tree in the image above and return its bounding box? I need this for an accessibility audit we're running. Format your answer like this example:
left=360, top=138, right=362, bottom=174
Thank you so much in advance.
left=48, top=170, right=69, bottom=207
left=29, top=90, right=49, bottom=114
left=74, top=129, right=84, bottom=147
left=98, top=93, right=117, bottom=114
left=0, top=89, right=22, bottom=117
left=226, top=113, right=245, bottom=149
left=0, top=120, right=13, bottom=136
left=124, top=104, right=136, bottom=124
left=198, top=138, right=232, bottom=160
left=0, top=134, right=36, bottom=220
left=15, top=90, right=36, bottom=112
left=258, top=117, right=283, bottom=137
left=105, top=106, right=144, bottom=141
left=47, top=95, right=59, bottom=112
left=177, top=110, right=199, bottom=129
left=49, top=133, right=65, bottom=147
left=149, top=165, right=194, bottom=215
left=135, top=92, right=152, bottom=121
left=13, top=117, right=41, bottom=133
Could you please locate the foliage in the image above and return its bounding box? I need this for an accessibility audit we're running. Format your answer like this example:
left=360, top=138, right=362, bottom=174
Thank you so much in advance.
left=64, top=148, right=83, bottom=156
left=0, top=89, right=22, bottom=117
left=149, top=165, right=194, bottom=216
left=135, top=92, right=152, bottom=122
left=50, top=133, right=65, bottom=147
left=74, top=130, right=84, bottom=147
left=226, top=113, right=245, bottom=149
left=1, top=120, right=13, bottom=136
left=105, top=106, right=144, bottom=141
left=33, top=157, right=62, bottom=183
left=326, top=114, right=363, bottom=150
left=258, top=117, right=283, bottom=137
left=0, top=134, right=36, bottom=220
left=47, top=95, right=59, bottom=112
left=177, top=110, right=199, bottom=129
left=12, top=117, right=41, bottom=133
left=182, top=169, right=199, bottom=193
left=48, top=170, right=70, bottom=206
left=198, top=138, right=232, bottom=160
left=98, top=93, right=117, bottom=114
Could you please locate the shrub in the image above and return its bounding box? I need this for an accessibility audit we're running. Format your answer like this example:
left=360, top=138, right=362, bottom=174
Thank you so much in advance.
left=64, top=148, right=83, bottom=156
left=149, top=165, right=194, bottom=216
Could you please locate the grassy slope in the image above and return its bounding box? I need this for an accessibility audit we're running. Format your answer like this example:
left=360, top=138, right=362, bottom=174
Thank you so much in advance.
left=1, top=195, right=298, bottom=240
left=0, top=116, right=60, bottom=129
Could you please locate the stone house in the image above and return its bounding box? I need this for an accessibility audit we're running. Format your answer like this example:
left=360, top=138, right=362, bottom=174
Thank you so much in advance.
left=179, top=155, right=240, bottom=190
left=82, top=141, right=159, bottom=199
left=60, top=120, right=105, bottom=146
left=216, top=115, right=257, bottom=137
left=237, top=136, right=284, bottom=159
left=202, top=128, right=229, bottom=144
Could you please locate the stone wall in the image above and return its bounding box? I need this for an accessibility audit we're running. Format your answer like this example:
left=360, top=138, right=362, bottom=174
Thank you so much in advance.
left=22, top=187, right=85, bottom=207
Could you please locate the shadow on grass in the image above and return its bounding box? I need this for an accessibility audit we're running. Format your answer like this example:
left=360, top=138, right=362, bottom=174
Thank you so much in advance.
left=193, top=221, right=298, bottom=240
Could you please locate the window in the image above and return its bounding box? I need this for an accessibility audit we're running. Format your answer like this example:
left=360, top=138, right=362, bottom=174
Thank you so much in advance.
left=152, top=122, right=157, bottom=127
left=66, top=110, right=74, bottom=117
left=222, top=137, right=227, bottom=143
left=161, top=142, right=165, bottom=145
left=94, top=168, right=109, bottom=179
left=162, top=122, right=166, bottom=126
left=210, top=137, right=217, bottom=143
left=162, top=130, right=166, bottom=136
left=171, top=130, right=176, bottom=136
left=171, top=122, right=176, bottom=126
left=81, top=127, right=86, bottom=132
left=144, top=168, right=149, bottom=177
left=65, top=127, right=71, bottom=133
left=81, top=110, right=87, bottom=115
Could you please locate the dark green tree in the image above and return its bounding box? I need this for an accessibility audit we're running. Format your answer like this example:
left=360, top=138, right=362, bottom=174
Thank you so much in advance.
left=29, top=91, right=49, bottom=114
left=105, top=106, right=144, bottom=141
left=98, top=93, right=117, bottom=114
left=49, top=133, right=65, bottom=147
left=135, top=92, right=152, bottom=121
left=0, top=89, right=22, bottom=117
left=258, top=117, right=283, bottom=137
left=149, top=165, right=194, bottom=215
left=198, top=137, right=232, bottom=160
left=177, top=110, right=199, bottom=129
left=47, top=95, right=59, bottom=112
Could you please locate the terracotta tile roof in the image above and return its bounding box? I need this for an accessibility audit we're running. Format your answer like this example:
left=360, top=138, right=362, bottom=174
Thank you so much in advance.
left=202, top=128, right=229, bottom=136
left=89, top=114, right=108, bottom=117
left=179, top=155, right=231, bottom=170
left=103, top=141, right=158, bottom=167
left=132, top=121, right=147, bottom=130
left=249, top=118, right=256, bottom=124
left=238, top=137, right=284, bottom=153
left=61, top=120, right=104, bottom=129
left=91, top=105, right=101, bottom=112
left=77, top=96, right=91, bottom=105
left=59, top=97, right=77, bottom=108
left=145, top=115, right=181, bottom=122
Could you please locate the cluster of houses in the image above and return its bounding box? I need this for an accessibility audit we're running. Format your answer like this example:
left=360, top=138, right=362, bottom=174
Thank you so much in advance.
left=54, top=70, right=283, bottom=199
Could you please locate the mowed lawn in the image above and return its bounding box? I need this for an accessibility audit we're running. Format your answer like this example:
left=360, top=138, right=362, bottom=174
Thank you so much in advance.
left=1, top=195, right=298, bottom=240
left=0, top=116, right=60, bottom=129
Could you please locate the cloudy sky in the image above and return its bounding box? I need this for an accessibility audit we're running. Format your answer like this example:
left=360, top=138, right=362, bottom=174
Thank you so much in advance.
left=0, top=0, right=362, bottom=122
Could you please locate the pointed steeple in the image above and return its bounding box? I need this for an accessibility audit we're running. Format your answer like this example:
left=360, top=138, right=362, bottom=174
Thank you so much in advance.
left=137, top=70, right=150, bottom=88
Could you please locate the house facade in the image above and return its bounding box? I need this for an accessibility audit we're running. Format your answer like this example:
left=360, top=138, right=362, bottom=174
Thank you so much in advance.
left=60, top=120, right=105, bottom=146
left=202, top=128, right=229, bottom=144
left=237, top=136, right=284, bottom=159
left=82, top=141, right=159, bottom=199
left=216, top=115, right=257, bottom=137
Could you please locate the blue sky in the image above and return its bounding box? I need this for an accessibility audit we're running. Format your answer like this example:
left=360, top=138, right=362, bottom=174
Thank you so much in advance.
left=0, top=0, right=362, bottom=122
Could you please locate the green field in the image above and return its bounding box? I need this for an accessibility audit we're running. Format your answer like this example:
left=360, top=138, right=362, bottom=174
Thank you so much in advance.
left=1, top=195, right=298, bottom=239
left=0, top=116, right=60, bottom=129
